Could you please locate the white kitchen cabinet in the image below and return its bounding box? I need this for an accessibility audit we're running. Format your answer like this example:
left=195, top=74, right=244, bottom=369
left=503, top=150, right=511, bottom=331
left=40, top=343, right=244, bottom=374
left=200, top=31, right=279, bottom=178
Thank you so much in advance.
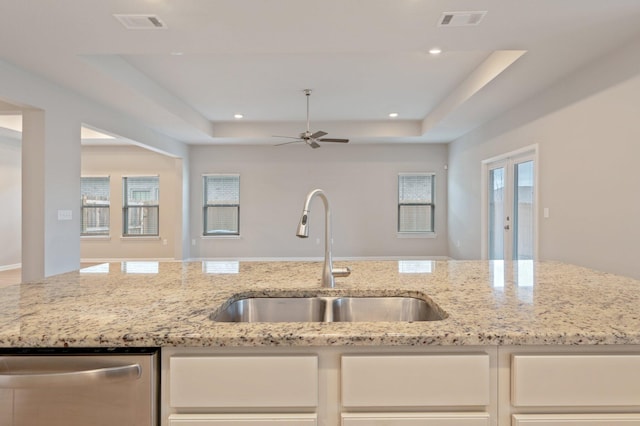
left=341, top=354, right=490, bottom=408
left=512, top=413, right=640, bottom=425
left=162, top=347, right=496, bottom=426
left=511, top=354, right=640, bottom=407
left=499, top=348, right=640, bottom=426
left=340, top=354, right=492, bottom=426
left=168, top=413, right=317, bottom=425
left=169, top=355, right=318, bottom=409
left=342, top=412, right=490, bottom=425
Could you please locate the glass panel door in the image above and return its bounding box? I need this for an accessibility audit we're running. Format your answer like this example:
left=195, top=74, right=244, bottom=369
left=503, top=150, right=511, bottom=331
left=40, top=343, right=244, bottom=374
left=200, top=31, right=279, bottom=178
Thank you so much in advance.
left=485, top=151, right=536, bottom=260
left=488, top=164, right=506, bottom=260
left=514, top=160, right=534, bottom=260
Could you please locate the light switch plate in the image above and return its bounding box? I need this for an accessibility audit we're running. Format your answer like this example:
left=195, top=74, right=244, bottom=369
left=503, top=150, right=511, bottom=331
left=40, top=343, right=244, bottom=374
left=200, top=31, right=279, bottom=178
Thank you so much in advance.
left=57, top=209, right=72, bottom=221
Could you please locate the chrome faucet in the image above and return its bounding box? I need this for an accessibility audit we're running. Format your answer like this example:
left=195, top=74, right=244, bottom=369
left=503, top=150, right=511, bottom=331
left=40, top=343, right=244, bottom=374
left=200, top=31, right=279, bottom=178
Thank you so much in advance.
left=296, top=189, right=350, bottom=288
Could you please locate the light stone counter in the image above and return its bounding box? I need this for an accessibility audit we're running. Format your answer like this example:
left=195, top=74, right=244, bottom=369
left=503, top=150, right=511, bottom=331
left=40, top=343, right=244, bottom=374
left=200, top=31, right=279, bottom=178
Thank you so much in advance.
left=0, top=260, right=638, bottom=348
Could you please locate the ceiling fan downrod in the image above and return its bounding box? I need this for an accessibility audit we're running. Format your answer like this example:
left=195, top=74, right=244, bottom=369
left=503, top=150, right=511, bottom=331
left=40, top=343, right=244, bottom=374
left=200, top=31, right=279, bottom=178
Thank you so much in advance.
left=304, top=89, right=312, bottom=136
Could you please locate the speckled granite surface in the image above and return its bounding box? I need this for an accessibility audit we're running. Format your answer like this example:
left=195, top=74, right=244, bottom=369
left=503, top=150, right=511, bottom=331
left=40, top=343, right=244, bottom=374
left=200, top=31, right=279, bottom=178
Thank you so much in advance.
left=0, top=260, right=638, bottom=348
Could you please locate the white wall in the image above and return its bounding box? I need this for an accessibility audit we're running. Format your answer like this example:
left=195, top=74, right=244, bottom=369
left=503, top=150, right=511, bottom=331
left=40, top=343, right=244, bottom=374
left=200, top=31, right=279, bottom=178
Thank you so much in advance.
left=0, top=59, right=189, bottom=280
left=448, top=34, right=640, bottom=279
left=81, top=145, right=183, bottom=261
left=189, top=143, right=449, bottom=259
left=0, top=136, right=21, bottom=268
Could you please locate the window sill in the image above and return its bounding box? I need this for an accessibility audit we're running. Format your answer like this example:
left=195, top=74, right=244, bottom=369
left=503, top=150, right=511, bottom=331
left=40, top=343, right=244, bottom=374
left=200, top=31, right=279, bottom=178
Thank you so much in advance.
left=201, top=235, right=241, bottom=240
left=81, top=235, right=111, bottom=241
left=120, top=236, right=161, bottom=241
left=397, top=232, right=437, bottom=239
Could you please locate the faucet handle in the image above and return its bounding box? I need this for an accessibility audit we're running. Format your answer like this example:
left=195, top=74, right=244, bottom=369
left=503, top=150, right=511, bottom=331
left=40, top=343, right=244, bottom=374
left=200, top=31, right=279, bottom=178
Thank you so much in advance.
left=332, top=266, right=351, bottom=278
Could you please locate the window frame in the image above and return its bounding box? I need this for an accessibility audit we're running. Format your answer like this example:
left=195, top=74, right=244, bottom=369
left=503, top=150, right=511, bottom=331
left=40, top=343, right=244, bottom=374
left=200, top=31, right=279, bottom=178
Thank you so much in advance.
left=397, top=172, right=436, bottom=235
left=122, top=175, right=160, bottom=237
left=203, top=174, right=240, bottom=237
left=80, top=176, right=111, bottom=237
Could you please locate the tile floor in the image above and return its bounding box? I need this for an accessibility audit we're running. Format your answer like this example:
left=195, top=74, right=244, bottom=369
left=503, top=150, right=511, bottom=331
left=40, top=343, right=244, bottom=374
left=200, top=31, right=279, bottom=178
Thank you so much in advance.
left=0, top=268, right=21, bottom=288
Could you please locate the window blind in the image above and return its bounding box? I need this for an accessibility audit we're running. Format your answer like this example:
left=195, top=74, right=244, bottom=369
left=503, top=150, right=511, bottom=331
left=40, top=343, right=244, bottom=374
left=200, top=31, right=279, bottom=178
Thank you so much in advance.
left=203, top=174, right=240, bottom=235
left=398, top=173, right=435, bottom=233
left=81, top=176, right=110, bottom=235
left=123, top=176, right=159, bottom=236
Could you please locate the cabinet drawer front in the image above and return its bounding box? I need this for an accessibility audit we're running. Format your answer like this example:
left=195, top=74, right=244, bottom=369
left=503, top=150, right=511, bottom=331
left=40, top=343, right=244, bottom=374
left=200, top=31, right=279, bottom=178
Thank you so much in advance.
left=512, top=413, right=640, bottom=425
left=342, top=412, right=489, bottom=426
left=512, top=355, right=640, bottom=407
left=169, top=414, right=317, bottom=425
left=341, top=354, right=490, bottom=408
left=170, top=356, right=318, bottom=408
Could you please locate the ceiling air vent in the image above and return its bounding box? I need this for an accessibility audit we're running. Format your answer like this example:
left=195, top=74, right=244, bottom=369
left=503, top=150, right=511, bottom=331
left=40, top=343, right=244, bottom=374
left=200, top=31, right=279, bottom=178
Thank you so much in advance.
left=114, top=14, right=167, bottom=30
left=438, top=11, right=487, bottom=27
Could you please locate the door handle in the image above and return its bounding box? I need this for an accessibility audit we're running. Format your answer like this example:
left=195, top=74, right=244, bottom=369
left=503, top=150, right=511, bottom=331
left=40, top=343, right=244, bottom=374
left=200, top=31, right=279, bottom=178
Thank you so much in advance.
left=504, top=224, right=510, bottom=230
left=0, top=358, right=141, bottom=388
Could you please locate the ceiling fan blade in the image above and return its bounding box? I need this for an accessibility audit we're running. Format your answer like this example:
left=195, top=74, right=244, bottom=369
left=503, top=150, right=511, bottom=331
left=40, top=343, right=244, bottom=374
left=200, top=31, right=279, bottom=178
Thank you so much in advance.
left=272, top=135, right=301, bottom=139
left=278, top=92, right=349, bottom=149
left=318, top=138, right=349, bottom=143
left=309, top=130, right=328, bottom=139
left=274, top=140, right=302, bottom=146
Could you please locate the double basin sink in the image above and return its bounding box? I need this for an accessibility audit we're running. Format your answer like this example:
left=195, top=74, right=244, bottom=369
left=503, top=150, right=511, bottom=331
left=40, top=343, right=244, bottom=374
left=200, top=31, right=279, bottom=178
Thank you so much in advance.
left=211, top=295, right=447, bottom=323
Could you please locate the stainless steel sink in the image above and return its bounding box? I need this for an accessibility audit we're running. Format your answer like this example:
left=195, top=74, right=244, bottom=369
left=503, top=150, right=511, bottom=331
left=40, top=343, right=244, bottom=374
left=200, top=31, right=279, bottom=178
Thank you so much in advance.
left=212, top=297, right=326, bottom=322
left=211, top=295, right=446, bottom=323
left=331, top=297, right=444, bottom=322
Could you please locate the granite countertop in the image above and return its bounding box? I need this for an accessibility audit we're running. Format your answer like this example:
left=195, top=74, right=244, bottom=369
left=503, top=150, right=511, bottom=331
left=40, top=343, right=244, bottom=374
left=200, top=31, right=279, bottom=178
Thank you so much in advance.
left=0, top=260, right=639, bottom=348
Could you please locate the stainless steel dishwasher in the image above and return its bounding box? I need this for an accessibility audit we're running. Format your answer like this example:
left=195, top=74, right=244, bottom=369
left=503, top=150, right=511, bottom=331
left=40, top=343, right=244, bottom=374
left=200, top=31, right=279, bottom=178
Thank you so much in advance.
left=0, top=347, right=159, bottom=426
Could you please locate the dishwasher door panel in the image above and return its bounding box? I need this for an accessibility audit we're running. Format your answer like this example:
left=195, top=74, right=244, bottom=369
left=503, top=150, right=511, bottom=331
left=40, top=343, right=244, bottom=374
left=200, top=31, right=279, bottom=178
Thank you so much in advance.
left=0, top=353, right=157, bottom=426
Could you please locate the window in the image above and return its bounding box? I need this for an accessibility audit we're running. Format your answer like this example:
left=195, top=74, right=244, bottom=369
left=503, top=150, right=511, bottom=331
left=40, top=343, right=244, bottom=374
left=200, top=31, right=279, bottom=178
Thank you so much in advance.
left=81, top=176, right=110, bottom=236
left=122, top=176, right=159, bottom=236
left=203, top=174, right=240, bottom=236
left=398, top=173, right=435, bottom=233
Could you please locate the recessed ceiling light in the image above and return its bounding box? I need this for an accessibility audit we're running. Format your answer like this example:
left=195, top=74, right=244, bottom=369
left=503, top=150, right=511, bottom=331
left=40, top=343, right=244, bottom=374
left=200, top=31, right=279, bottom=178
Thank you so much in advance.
left=429, top=47, right=442, bottom=55
left=388, top=112, right=399, bottom=118
left=234, top=114, right=244, bottom=119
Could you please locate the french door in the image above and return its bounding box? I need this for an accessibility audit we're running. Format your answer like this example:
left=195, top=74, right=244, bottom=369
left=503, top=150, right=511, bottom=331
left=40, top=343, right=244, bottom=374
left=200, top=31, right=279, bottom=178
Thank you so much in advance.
left=484, top=149, right=536, bottom=260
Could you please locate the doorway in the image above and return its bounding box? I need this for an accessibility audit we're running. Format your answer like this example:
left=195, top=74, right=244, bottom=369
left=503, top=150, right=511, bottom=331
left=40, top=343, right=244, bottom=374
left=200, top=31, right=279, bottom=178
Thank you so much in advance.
left=0, top=107, right=22, bottom=283
left=482, top=146, right=538, bottom=260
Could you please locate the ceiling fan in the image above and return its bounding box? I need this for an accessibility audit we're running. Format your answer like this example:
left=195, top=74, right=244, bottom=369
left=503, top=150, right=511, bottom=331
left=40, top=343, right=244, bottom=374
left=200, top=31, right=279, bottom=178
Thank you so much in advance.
left=274, top=89, right=349, bottom=149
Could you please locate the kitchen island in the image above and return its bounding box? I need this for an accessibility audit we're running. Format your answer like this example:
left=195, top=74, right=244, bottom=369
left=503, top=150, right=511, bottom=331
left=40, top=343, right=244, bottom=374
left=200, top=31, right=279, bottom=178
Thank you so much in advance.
left=1, top=259, right=639, bottom=426
left=0, top=259, right=638, bottom=348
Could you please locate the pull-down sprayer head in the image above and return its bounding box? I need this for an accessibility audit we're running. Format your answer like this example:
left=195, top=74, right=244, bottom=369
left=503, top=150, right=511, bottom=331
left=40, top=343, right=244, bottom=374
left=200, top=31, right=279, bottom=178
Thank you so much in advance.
left=297, top=189, right=325, bottom=238
left=296, top=210, right=310, bottom=238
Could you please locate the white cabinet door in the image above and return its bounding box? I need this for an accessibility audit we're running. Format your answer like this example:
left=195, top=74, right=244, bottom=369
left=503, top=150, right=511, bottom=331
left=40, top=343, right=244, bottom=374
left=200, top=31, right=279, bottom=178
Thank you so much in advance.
left=169, top=413, right=317, bottom=425
left=512, top=355, right=640, bottom=407
left=512, top=413, right=640, bottom=425
left=170, top=356, right=318, bottom=409
left=342, top=412, right=490, bottom=426
left=342, top=354, right=490, bottom=408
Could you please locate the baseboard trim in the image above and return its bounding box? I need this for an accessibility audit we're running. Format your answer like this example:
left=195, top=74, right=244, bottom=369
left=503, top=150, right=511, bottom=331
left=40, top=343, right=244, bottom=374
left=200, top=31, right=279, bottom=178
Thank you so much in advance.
left=0, top=263, right=21, bottom=272
left=81, top=258, right=177, bottom=263
left=185, top=256, right=452, bottom=262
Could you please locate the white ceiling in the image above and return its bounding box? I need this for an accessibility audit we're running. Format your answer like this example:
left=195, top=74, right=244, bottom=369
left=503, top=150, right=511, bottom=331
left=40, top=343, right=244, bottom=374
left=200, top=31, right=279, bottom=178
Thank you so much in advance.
left=2, top=0, right=640, bottom=146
